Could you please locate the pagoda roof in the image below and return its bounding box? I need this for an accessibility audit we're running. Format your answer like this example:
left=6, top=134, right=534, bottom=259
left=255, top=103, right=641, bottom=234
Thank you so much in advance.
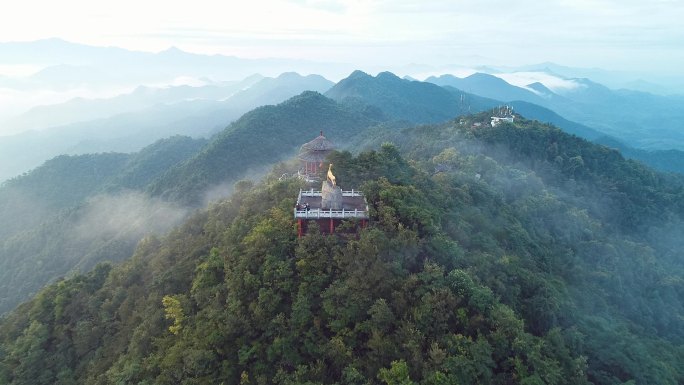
left=300, top=131, right=335, bottom=153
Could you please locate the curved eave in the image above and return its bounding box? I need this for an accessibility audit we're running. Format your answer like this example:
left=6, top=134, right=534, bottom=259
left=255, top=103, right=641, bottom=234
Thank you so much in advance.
left=298, top=150, right=331, bottom=163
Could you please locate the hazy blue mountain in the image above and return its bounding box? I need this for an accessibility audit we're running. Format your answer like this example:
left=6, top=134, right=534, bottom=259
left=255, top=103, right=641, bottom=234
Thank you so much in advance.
left=0, top=73, right=334, bottom=182
left=4, top=75, right=263, bottom=132
left=27, top=64, right=121, bottom=90
left=500, top=61, right=684, bottom=94
left=326, top=70, right=498, bottom=123
left=0, top=38, right=351, bottom=88
left=224, top=72, right=334, bottom=110
left=548, top=78, right=684, bottom=150
left=427, top=72, right=684, bottom=152
left=0, top=100, right=229, bottom=182
left=526, top=81, right=557, bottom=98
left=594, top=136, right=684, bottom=175
left=426, top=73, right=547, bottom=105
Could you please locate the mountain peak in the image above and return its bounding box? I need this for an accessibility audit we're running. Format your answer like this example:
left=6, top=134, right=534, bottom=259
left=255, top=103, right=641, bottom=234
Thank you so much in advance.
left=348, top=70, right=371, bottom=79
left=464, top=72, right=508, bottom=84
left=376, top=71, right=401, bottom=81
left=159, top=46, right=185, bottom=55
left=276, top=71, right=303, bottom=80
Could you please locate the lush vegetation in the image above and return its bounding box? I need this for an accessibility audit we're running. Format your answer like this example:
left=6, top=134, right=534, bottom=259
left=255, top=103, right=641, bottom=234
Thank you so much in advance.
left=0, top=153, right=130, bottom=241
left=0, top=136, right=206, bottom=315
left=1, top=120, right=682, bottom=384
left=1, top=78, right=683, bottom=385
left=0, top=91, right=385, bottom=316
left=148, top=91, right=381, bottom=205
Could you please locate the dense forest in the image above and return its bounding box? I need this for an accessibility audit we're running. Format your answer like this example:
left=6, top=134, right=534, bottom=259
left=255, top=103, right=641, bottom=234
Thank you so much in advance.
left=1, top=112, right=682, bottom=384
left=0, top=91, right=388, bottom=315
left=0, top=136, right=207, bottom=314
left=3, top=75, right=684, bottom=316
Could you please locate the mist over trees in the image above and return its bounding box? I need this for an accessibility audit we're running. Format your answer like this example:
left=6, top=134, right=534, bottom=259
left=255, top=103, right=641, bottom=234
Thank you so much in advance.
left=0, top=65, right=683, bottom=385
left=1, top=105, right=683, bottom=384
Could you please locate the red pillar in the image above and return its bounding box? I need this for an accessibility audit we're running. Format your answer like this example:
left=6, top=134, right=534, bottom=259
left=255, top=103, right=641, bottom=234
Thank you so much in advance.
left=330, top=218, right=334, bottom=234
left=298, top=219, right=303, bottom=238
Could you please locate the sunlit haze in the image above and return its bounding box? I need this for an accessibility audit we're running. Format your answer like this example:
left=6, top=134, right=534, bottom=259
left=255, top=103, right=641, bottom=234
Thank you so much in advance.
left=1, top=0, right=683, bottom=73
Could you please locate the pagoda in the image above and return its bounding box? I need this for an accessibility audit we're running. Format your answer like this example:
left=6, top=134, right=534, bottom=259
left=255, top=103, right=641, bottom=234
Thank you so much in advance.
left=298, top=131, right=334, bottom=182
left=294, top=163, right=368, bottom=237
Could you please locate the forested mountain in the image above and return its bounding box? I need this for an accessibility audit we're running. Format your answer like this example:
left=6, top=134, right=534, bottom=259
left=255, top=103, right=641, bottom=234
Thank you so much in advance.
left=0, top=90, right=384, bottom=315
left=506, top=101, right=604, bottom=141
left=3, top=75, right=684, bottom=319
left=0, top=153, right=130, bottom=241
left=0, top=136, right=206, bottom=314
left=423, top=73, right=684, bottom=175
left=325, top=70, right=498, bottom=123
left=1, top=113, right=682, bottom=384
left=0, top=91, right=384, bottom=313
left=148, top=91, right=382, bottom=205
left=425, top=72, right=684, bottom=152
left=224, top=73, right=334, bottom=111
left=0, top=79, right=683, bottom=385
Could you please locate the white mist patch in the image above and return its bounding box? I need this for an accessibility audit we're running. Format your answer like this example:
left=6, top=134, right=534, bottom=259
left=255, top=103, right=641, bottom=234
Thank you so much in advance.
left=494, top=71, right=585, bottom=93
left=73, top=191, right=189, bottom=242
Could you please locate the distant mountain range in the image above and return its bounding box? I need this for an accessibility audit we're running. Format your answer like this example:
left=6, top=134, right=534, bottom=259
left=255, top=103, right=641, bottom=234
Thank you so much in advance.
left=425, top=72, right=684, bottom=151
left=2, top=41, right=684, bottom=385
left=0, top=38, right=351, bottom=88
left=5, top=67, right=684, bottom=314
left=1, top=38, right=683, bottom=183
left=4, top=75, right=264, bottom=132
left=0, top=73, right=334, bottom=182
left=4, top=68, right=684, bottom=185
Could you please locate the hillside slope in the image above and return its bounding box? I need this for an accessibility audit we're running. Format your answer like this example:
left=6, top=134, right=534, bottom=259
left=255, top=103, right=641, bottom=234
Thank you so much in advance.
left=1, top=130, right=682, bottom=384
left=0, top=153, right=588, bottom=385
left=148, top=91, right=381, bottom=205
left=0, top=136, right=206, bottom=315
left=326, top=71, right=498, bottom=124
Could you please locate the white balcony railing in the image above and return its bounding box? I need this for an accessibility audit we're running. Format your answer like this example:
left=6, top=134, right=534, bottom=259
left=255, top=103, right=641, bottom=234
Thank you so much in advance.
left=294, top=208, right=368, bottom=219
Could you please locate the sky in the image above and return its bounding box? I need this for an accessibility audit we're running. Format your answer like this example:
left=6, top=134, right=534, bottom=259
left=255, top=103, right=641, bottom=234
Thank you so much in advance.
left=1, top=0, right=683, bottom=74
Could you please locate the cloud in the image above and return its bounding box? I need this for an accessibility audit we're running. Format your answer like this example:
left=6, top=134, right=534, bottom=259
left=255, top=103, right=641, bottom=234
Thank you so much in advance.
left=72, top=191, right=190, bottom=243
left=494, top=72, right=584, bottom=93
left=1, top=0, right=683, bottom=76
